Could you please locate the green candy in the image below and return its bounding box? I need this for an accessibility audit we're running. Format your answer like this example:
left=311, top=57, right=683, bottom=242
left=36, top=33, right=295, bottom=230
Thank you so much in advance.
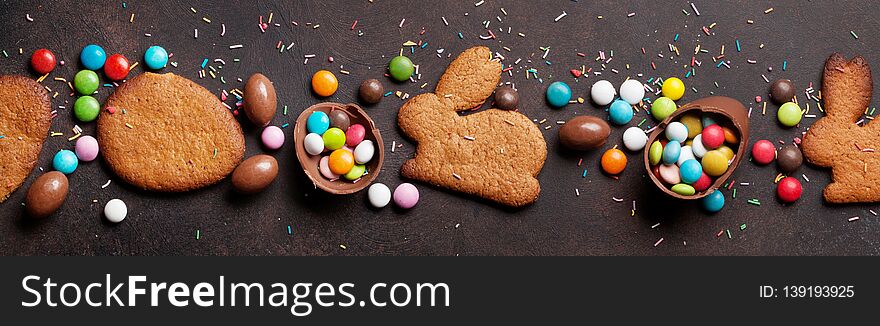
left=344, top=164, right=365, bottom=180
left=651, top=97, right=677, bottom=121
left=388, top=55, right=414, bottom=82
left=648, top=141, right=663, bottom=165
left=74, top=96, right=100, bottom=122
left=74, top=70, right=100, bottom=95
left=671, top=183, right=696, bottom=196
left=322, top=127, right=346, bottom=150
left=777, top=102, right=802, bottom=127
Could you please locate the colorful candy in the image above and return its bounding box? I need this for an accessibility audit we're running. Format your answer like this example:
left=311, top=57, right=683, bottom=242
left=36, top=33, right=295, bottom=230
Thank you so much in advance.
left=494, top=86, right=519, bottom=110
left=659, top=164, right=680, bottom=184
left=662, top=141, right=681, bottom=165
left=328, top=149, right=355, bottom=175
left=691, top=134, right=708, bottom=158
left=671, top=183, right=695, bottom=196
left=777, top=102, right=803, bottom=127
left=590, top=80, right=616, bottom=106
left=74, top=70, right=99, bottom=95
left=777, top=177, right=802, bottom=203
left=303, top=133, right=324, bottom=155
left=31, top=49, right=57, bottom=74
left=648, top=141, right=663, bottom=165
left=104, top=54, right=130, bottom=81
left=393, top=183, right=420, bottom=209
left=306, top=111, right=330, bottom=135
left=74, top=96, right=100, bottom=122
left=344, top=164, right=366, bottom=180
left=359, top=79, right=384, bottom=104
left=261, top=126, right=285, bottom=150
left=354, top=140, right=375, bottom=164
left=322, top=128, right=346, bottom=150
left=601, top=148, right=627, bottom=174
left=751, top=140, right=776, bottom=165
left=679, top=113, right=703, bottom=139
left=700, top=124, right=724, bottom=149
left=665, top=121, right=688, bottom=143
left=701, top=150, right=728, bottom=177
left=717, top=145, right=735, bottom=161
left=389, top=55, right=415, bottom=82
left=368, top=183, right=392, bottom=208
left=319, top=156, right=340, bottom=179
left=143, top=45, right=169, bottom=70
left=345, top=124, right=366, bottom=147
left=608, top=99, right=633, bottom=125
left=74, top=135, right=99, bottom=162
left=80, top=44, right=106, bottom=70
left=619, top=79, right=645, bottom=105
left=777, top=145, right=803, bottom=173
left=722, top=126, right=739, bottom=144
left=677, top=145, right=695, bottom=166
left=546, top=81, right=572, bottom=108
left=651, top=97, right=676, bottom=120
left=701, top=190, right=725, bottom=212
left=329, top=110, right=351, bottom=131
left=311, top=70, right=338, bottom=97
left=622, top=127, right=648, bottom=151
left=661, top=77, right=685, bottom=101
left=104, top=198, right=128, bottom=223
left=679, top=159, right=702, bottom=184
left=692, top=172, right=712, bottom=192
left=52, top=150, right=78, bottom=175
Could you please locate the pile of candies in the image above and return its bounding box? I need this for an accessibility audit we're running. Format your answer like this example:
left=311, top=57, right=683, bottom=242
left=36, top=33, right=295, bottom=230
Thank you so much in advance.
left=303, top=109, right=375, bottom=182
left=646, top=112, right=741, bottom=212
left=751, top=139, right=804, bottom=203
left=367, top=182, right=420, bottom=209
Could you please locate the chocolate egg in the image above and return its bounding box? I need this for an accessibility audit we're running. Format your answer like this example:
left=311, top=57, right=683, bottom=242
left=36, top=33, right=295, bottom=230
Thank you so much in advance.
left=359, top=79, right=384, bottom=104
left=558, top=115, right=611, bottom=150
left=243, top=73, right=277, bottom=127
left=770, top=79, right=795, bottom=104
left=494, top=86, right=519, bottom=110
left=231, top=154, right=279, bottom=194
left=25, top=171, right=69, bottom=218
left=329, top=109, right=351, bottom=131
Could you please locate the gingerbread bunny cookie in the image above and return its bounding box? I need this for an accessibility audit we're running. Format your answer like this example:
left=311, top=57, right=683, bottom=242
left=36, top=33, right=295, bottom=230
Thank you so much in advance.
left=802, top=53, right=878, bottom=203
left=398, top=47, right=547, bottom=207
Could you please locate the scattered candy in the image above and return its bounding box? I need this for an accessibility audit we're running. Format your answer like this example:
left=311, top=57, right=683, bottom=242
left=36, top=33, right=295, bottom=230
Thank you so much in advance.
left=74, top=135, right=99, bottom=162
left=608, top=99, right=633, bottom=125
left=777, top=177, right=802, bottom=203
left=622, top=127, right=648, bottom=151
left=311, top=70, right=338, bottom=97
left=80, top=44, right=106, bottom=70
left=494, top=86, right=519, bottom=110
left=601, top=148, right=627, bottom=174
left=30, top=48, right=56, bottom=74
left=261, top=126, right=285, bottom=150
left=590, top=80, right=616, bottom=106
left=650, top=97, right=676, bottom=120
left=777, top=102, right=802, bottom=127
left=546, top=81, right=572, bottom=108
left=73, top=95, right=100, bottom=122
left=52, top=150, right=78, bottom=175
left=770, top=79, right=795, bottom=103
left=104, top=54, right=130, bottom=81
left=368, top=183, right=392, bottom=208
left=104, top=198, right=128, bottom=223
left=619, top=79, right=645, bottom=105
left=74, top=70, right=100, bottom=95
left=359, top=79, right=384, bottom=104
left=777, top=145, right=803, bottom=173
left=388, top=55, right=415, bottom=82
left=701, top=189, right=725, bottom=212
left=661, top=77, right=685, bottom=101
left=751, top=139, right=776, bottom=165
left=243, top=73, right=277, bottom=127
left=143, top=45, right=169, bottom=70
left=393, top=183, right=419, bottom=209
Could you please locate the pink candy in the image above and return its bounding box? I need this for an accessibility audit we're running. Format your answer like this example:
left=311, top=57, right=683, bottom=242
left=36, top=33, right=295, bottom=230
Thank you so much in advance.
left=393, top=183, right=419, bottom=209
left=345, top=124, right=365, bottom=147
left=319, top=156, right=340, bottom=179
left=75, top=135, right=99, bottom=162
left=261, top=126, right=285, bottom=150
left=701, top=124, right=724, bottom=149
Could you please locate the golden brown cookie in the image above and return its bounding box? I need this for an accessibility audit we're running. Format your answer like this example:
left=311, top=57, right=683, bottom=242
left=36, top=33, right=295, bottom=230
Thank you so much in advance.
left=97, top=72, right=245, bottom=192
left=398, top=47, right=547, bottom=207
left=802, top=53, right=877, bottom=203
left=0, top=75, right=52, bottom=202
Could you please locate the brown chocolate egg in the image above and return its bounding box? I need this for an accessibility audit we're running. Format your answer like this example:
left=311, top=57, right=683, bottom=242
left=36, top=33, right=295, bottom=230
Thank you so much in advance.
left=231, top=154, right=279, bottom=194
left=25, top=171, right=69, bottom=218
left=243, top=73, right=277, bottom=127
left=558, top=115, right=611, bottom=150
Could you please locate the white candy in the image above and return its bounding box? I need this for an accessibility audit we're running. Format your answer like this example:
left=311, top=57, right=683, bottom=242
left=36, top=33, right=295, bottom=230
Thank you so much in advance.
left=692, top=134, right=708, bottom=158
left=104, top=199, right=127, bottom=223
left=590, top=80, right=616, bottom=106
left=619, top=79, right=645, bottom=105
left=622, top=127, right=648, bottom=151
left=303, top=133, right=324, bottom=156
left=367, top=183, right=392, bottom=208
left=665, top=121, right=688, bottom=143
left=354, top=140, right=375, bottom=164
left=677, top=145, right=696, bottom=166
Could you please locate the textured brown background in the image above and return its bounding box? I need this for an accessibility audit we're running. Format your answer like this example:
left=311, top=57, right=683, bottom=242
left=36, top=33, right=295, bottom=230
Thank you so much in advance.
left=1, top=0, right=879, bottom=255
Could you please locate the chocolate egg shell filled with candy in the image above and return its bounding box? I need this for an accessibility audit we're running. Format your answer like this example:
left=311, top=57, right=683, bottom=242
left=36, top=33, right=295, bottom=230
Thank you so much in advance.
left=294, top=103, right=384, bottom=194
left=643, top=96, right=749, bottom=200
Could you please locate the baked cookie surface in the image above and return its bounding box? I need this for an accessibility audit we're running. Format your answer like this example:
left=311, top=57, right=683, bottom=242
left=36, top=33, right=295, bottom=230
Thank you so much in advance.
left=0, top=75, right=52, bottom=202
left=398, top=47, right=547, bottom=207
left=97, top=72, right=245, bottom=192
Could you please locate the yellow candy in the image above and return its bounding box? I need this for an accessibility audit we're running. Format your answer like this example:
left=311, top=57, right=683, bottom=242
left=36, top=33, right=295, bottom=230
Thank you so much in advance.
left=679, top=113, right=702, bottom=139
left=701, top=150, right=729, bottom=177
left=717, top=145, right=735, bottom=161
left=662, top=77, right=686, bottom=101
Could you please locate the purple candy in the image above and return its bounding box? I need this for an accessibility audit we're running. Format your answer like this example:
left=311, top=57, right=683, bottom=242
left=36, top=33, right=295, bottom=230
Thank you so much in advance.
left=261, top=126, right=285, bottom=150
left=393, top=183, right=419, bottom=209
left=75, top=135, right=99, bottom=162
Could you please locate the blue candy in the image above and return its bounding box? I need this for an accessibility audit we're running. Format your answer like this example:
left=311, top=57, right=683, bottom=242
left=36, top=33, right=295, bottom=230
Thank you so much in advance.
left=702, top=189, right=725, bottom=213
left=545, top=81, right=572, bottom=108
left=701, top=115, right=717, bottom=127
left=53, top=150, right=78, bottom=175
left=679, top=159, right=702, bottom=184
left=80, top=44, right=106, bottom=70
left=144, top=45, right=169, bottom=70
left=306, top=111, right=330, bottom=135
left=662, top=140, right=681, bottom=165
left=608, top=99, right=634, bottom=125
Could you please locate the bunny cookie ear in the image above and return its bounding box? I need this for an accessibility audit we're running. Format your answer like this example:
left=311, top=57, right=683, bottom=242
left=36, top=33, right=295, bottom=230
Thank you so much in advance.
left=435, top=46, right=502, bottom=112
left=822, top=53, right=873, bottom=122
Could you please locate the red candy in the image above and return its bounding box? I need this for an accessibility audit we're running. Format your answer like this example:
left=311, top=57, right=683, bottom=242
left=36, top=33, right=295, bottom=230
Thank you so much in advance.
left=777, top=177, right=802, bottom=203
left=104, top=54, right=130, bottom=81
left=701, top=124, right=724, bottom=149
left=345, top=124, right=366, bottom=147
left=692, top=171, right=712, bottom=192
left=30, top=49, right=57, bottom=75
left=751, top=139, right=776, bottom=165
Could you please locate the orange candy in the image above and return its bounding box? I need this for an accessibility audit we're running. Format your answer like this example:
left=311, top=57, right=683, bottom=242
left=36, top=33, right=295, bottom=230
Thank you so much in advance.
left=722, top=126, right=739, bottom=144
left=601, top=148, right=627, bottom=175
left=328, top=149, right=355, bottom=175
left=311, top=70, right=338, bottom=97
